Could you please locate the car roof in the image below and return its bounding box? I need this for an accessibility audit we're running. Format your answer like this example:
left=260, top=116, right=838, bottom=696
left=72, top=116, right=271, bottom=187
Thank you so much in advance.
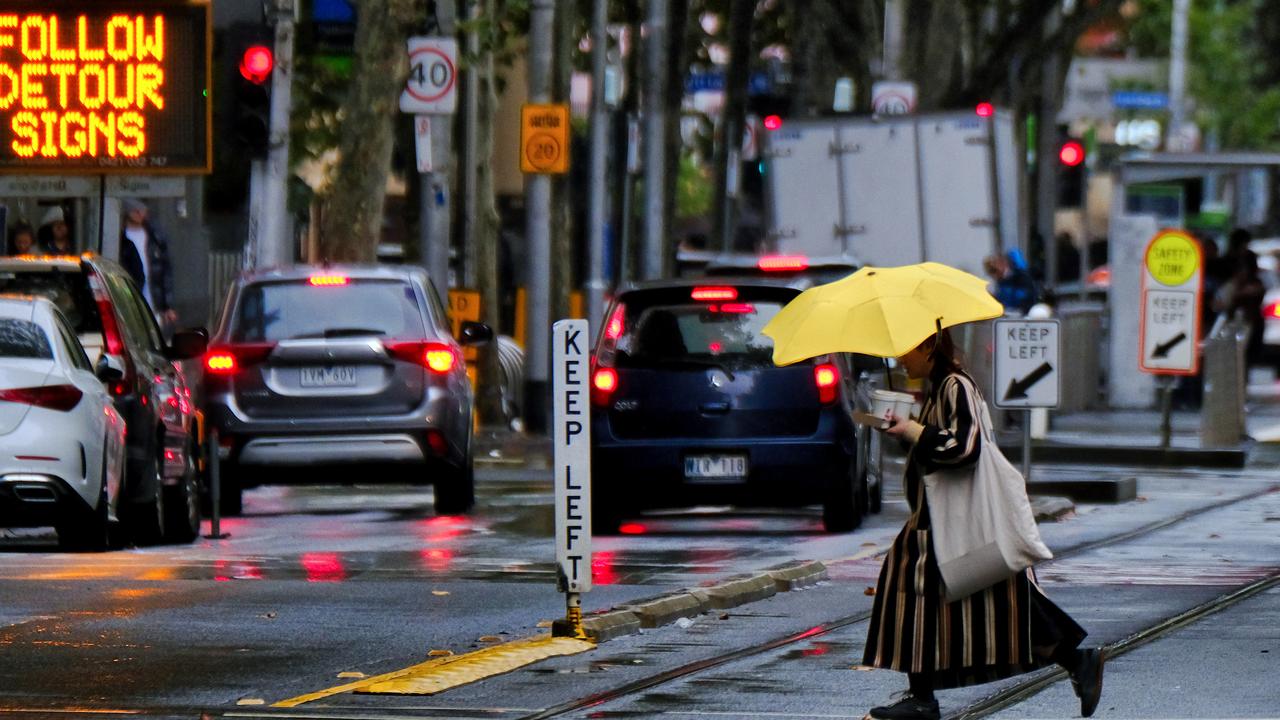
left=0, top=294, right=55, bottom=320
left=0, top=252, right=128, bottom=277
left=236, top=264, right=428, bottom=284
left=616, top=276, right=803, bottom=295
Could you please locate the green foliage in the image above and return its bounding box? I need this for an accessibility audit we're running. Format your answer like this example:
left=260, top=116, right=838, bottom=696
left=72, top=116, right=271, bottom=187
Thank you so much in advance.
left=676, top=150, right=714, bottom=219
left=1127, top=0, right=1280, bottom=150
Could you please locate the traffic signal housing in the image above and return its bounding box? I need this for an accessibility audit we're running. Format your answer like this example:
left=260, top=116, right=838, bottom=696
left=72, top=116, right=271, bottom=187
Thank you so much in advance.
left=231, top=25, right=274, bottom=156
left=1057, top=136, right=1086, bottom=208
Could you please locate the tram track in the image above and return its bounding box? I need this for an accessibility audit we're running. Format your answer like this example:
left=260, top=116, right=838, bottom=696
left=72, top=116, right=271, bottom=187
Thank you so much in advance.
left=519, top=483, right=1280, bottom=720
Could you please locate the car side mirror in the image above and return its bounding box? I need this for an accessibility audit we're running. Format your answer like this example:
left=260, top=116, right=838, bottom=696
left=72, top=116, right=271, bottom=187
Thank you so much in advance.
left=167, top=328, right=209, bottom=360
left=458, top=321, right=494, bottom=346
left=95, top=354, right=125, bottom=383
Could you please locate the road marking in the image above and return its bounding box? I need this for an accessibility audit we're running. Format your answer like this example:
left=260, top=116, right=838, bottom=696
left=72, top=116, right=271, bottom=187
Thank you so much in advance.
left=272, top=635, right=593, bottom=707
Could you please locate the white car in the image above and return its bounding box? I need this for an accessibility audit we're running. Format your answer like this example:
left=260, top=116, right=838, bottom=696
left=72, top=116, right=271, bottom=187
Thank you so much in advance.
left=0, top=296, right=126, bottom=550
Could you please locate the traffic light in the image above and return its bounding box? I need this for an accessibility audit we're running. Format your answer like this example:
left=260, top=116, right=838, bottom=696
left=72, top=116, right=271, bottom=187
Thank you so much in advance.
left=1057, top=136, right=1086, bottom=207
left=231, top=25, right=273, bottom=156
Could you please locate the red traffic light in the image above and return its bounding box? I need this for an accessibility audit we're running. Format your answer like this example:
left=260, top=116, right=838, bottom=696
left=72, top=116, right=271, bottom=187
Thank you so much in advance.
left=763, top=114, right=783, bottom=131
left=240, top=45, right=274, bottom=84
left=1059, top=140, right=1085, bottom=167
left=975, top=102, right=995, bottom=118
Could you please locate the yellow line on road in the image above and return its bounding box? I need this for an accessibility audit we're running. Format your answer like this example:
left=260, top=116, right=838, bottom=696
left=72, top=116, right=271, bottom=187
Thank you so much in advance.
left=272, top=635, right=593, bottom=707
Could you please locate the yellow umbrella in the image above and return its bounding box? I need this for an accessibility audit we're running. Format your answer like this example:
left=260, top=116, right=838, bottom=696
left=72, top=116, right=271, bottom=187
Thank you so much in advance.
left=762, top=262, right=1003, bottom=364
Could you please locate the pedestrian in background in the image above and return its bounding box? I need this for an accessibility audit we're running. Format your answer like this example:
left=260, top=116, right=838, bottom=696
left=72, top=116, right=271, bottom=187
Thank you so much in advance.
left=7, top=221, right=37, bottom=255
left=37, top=206, right=74, bottom=254
left=861, top=329, right=1103, bottom=720
left=120, top=199, right=178, bottom=328
left=982, top=250, right=1039, bottom=315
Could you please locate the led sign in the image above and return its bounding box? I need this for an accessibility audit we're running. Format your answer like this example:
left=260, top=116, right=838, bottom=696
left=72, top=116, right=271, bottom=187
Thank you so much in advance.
left=0, top=1, right=210, bottom=174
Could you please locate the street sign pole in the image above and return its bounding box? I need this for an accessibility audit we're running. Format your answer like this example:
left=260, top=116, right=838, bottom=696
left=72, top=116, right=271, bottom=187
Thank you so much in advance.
left=401, top=34, right=459, bottom=293
left=1138, top=229, right=1204, bottom=449
left=551, top=320, right=592, bottom=640
left=994, top=319, right=1062, bottom=484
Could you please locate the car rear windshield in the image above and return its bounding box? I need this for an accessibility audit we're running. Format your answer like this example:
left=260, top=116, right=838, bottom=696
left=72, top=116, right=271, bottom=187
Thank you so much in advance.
left=0, top=319, right=53, bottom=359
left=613, top=295, right=789, bottom=370
left=232, top=279, right=426, bottom=342
left=0, top=269, right=102, bottom=336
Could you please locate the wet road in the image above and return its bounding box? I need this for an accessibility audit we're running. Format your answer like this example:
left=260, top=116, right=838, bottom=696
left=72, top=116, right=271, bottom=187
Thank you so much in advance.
left=0, top=457, right=1276, bottom=717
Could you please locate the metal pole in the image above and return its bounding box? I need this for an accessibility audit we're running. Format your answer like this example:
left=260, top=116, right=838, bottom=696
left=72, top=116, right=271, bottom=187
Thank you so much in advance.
left=882, top=0, right=904, bottom=80
left=258, top=0, right=297, bottom=267
left=1159, top=376, right=1174, bottom=449
left=586, top=0, right=609, bottom=331
left=640, top=0, right=669, bottom=279
left=524, top=0, right=555, bottom=432
left=1037, top=53, right=1060, bottom=288
left=205, top=429, right=229, bottom=539
left=423, top=4, right=456, bottom=292
left=1167, top=0, right=1190, bottom=151
left=1021, top=410, right=1032, bottom=483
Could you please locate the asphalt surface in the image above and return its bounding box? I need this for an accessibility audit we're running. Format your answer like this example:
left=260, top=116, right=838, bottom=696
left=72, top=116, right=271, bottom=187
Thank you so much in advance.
left=0, top=452, right=1276, bottom=718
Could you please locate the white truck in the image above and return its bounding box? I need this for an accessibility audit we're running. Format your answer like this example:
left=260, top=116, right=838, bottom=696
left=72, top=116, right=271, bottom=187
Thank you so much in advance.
left=762, top=109, right=1022, bottom=278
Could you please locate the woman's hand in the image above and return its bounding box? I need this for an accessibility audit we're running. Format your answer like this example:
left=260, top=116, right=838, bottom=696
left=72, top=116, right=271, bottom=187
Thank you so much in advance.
left=884, top=412, right=924, bottom=443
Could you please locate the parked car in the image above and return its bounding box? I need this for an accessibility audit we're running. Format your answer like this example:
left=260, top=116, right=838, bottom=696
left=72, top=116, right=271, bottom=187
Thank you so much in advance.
left=0, top=255, right=207, bottom=544
left=589, top=278, right=879, bottom=534
left=0, top=295, right=127, bottom=550
left=203, top=266, right=491, bottom=516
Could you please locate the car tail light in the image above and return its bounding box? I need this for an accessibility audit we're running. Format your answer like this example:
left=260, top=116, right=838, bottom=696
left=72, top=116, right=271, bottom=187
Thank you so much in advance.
left=591, top=366, right=618, bottom=407
left=85, top=271, right=135, bottom=394
left=691, top=286, right=737, bottom=302
left=385, top=340, right=459, bottom=375
left=0, top=384, right=84, bottom=412
left=757, top=255, right=809, bottom=272
left=1267, top=302, right=1280, bottom=319
left=716, top=303, right=756, bottom=314
left=204, top=343, right=276, bottom=375
left=604, top=303, right=626, bottom=340
left=308, top=274, right=350, bottom=287
left=813, top=362, right=839, bottom=405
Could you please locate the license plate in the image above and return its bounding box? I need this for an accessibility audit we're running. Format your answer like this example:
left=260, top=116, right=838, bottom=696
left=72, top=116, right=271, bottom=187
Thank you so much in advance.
left=684, top=454, right=748, bottom=483
left=299, top=365, right=357, bottom=387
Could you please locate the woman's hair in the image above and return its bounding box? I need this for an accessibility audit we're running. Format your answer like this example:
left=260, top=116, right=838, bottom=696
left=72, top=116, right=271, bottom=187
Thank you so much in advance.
left=924, top=327, right=968, bottom=385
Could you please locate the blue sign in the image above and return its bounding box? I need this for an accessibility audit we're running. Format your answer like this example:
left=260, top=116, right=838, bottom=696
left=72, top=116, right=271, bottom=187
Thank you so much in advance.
left=314, top=0, right=355, bottom=23
left=1112, top=91, right=1168, bottom=110
left=685, top=71, right=775, bottom=96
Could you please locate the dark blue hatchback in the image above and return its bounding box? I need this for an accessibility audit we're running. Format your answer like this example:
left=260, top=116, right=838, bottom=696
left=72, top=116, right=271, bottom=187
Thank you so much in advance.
left=589, top=279, right=878, bottom=533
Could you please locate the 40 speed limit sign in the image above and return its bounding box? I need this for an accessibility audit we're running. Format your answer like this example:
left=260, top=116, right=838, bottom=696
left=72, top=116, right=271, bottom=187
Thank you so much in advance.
left=400, top=37, right=458, bottom=114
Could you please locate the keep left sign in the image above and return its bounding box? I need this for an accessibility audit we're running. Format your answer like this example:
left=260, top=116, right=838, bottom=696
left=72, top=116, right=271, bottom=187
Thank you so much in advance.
left=553, top=319, right=591, bottom=593
left=1139, top=229, right=1203, bottom=375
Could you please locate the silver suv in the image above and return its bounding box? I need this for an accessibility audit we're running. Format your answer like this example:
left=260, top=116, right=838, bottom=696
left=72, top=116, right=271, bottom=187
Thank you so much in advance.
left=203, top=266, right=490, bottom=516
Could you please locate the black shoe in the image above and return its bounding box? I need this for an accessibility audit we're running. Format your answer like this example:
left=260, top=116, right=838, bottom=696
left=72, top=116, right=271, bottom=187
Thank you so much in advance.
left=867, top=691, right=941, bottom=720
left=1070, top=648, right=1105, bottom=717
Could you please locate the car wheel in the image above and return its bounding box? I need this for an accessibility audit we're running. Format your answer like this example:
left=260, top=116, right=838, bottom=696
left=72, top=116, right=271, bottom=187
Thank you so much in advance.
left=128, top=448, right=167, bottom=546
left=434, top=446, right=475, bottom=516
left=163, top=440, right=200, bottom=543
left=57, top=462, right=110, bottom=552
left=822, top=457, right=863, bottom=533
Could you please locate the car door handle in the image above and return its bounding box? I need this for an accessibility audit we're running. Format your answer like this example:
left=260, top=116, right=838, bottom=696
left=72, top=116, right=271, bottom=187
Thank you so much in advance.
left=699, top=401, right=731, bottom=414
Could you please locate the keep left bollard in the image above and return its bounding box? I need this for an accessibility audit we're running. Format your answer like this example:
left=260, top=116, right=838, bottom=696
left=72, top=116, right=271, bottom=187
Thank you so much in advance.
left=204, top=428, right=230, bottom=539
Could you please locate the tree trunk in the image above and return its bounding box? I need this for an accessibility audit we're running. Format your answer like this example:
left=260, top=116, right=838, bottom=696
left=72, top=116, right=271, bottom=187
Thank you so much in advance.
left=473, top=0, right=505, bottom=427
left=660, top=0, right=691, bottom=275
left=712, top=0, right=752, bottom=252
left=318, top=0, right=416, bottom=262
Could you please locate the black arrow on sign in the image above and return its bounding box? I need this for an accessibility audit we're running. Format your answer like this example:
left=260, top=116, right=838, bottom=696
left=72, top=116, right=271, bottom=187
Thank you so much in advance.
left=1004, top=362, right=1054, bottom=402
left=1151, top=331, right=1188, bottom=359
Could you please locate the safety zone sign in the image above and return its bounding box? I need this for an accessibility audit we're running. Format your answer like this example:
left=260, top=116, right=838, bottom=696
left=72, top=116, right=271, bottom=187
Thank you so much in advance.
left=1140, top=229, right=1203, bottom=375
left=994, top=319, right=1060, bottom=409
left=521, top=104, right=570, bottom=174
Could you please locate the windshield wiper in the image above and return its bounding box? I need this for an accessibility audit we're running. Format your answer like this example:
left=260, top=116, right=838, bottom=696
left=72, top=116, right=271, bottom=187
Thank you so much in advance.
left=291, top=327, right=386, bottom=339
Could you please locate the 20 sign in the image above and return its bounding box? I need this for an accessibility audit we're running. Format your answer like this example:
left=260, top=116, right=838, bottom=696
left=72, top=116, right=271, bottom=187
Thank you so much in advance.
left=400, top=37, right=457, bottom=114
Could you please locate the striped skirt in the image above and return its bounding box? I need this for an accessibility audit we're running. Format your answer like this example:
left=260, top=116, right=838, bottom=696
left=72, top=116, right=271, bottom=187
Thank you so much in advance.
left=861, top=505, right=1085, bottom=689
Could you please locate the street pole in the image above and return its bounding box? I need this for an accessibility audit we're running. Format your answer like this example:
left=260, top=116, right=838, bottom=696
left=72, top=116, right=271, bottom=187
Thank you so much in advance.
left=421, top=5, right=456, bottom=293
left=713, top=1, right=751, bottom=253
left=882, top=0, right=904, bottom=81
left=586, top=0, right=609, bottom=331
left=258, top=0, right=297, bottom=268
left=1167, top=0, right=1190, bottom=151
left=640, top=0, right=668, bottom=280
left=524, top=0, right=555, bottom=432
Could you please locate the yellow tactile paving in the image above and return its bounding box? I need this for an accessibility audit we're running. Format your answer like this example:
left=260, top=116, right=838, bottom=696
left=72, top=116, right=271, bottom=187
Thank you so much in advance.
left=272, top=635, right=594, bottom=707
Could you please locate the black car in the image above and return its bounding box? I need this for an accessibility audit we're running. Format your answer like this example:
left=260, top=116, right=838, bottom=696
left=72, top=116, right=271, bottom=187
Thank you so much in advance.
left=0, top=255, right=208, bottom=544
left=589, top=278, right=878, bottom=533
left=202, top=266, right=490, bottom=516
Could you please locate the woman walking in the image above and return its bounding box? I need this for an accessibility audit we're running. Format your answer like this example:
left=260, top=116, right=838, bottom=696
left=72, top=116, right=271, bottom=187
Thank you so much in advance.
left=862, top=330, right=1104, bottom=720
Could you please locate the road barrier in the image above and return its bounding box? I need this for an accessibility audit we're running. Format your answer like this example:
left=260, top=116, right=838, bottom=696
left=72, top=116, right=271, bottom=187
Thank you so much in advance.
left=1200, top=317, right=1248, bottom=448
left=1057, top=302, right=1106, bottom=412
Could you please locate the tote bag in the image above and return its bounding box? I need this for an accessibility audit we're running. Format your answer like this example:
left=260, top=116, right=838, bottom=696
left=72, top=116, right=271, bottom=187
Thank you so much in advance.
left=922, top=375, right=1052, bottom=602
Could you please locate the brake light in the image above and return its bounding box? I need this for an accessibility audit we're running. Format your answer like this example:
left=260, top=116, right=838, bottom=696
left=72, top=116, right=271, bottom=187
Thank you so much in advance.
left=385, top=340, right=459, bottom=374
left=87, top=272, right=125, bottom=356
left=757, top=255, right=809, bottom=272
left=309, top=274, right=350, bottom=286
left=0, top=384, right=83, bottom=412
left=717, top=303, right=756, bottom=314
left=1267, top=302, right=1280, bottom=319
left=814, top=362, right=839, bottom=404
left=604, top=304, right=626, bottom=340
left=691, top=286, right=737, bottom=302
left=204, top=343, right=276, bottom=375
left=591, top=366, right=618, bottom=406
